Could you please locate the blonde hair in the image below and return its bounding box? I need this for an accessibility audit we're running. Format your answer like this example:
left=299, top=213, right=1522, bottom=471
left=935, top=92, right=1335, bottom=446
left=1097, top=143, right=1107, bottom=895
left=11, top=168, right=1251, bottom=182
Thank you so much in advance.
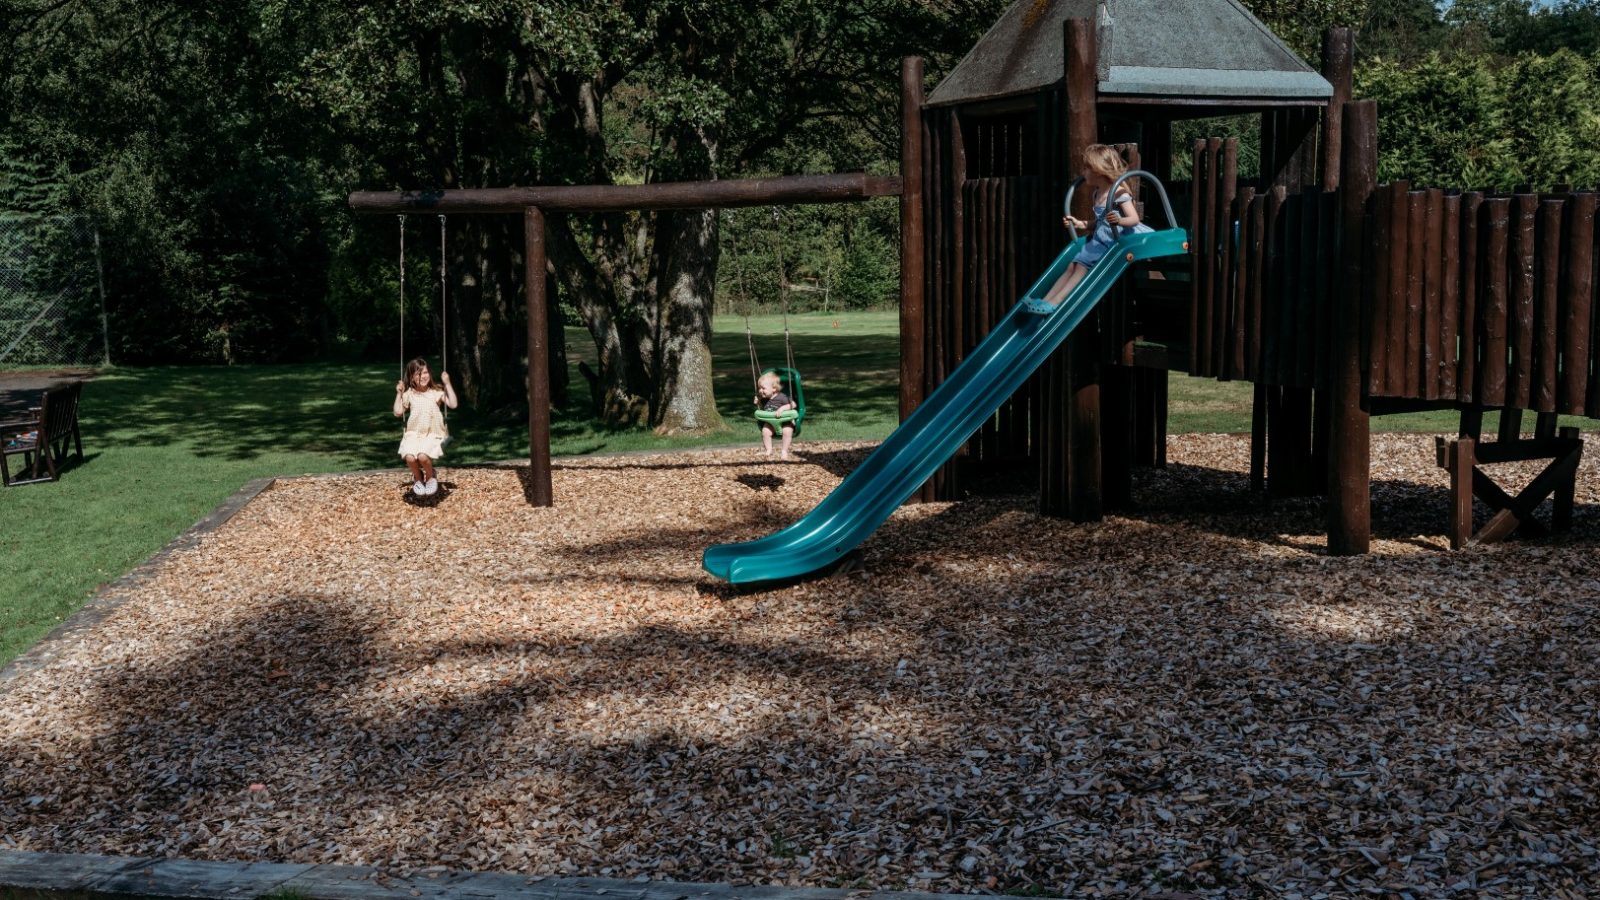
left=758, top=371, right=783, bottom=391
left=1082, top=144, right=1138, bottom=198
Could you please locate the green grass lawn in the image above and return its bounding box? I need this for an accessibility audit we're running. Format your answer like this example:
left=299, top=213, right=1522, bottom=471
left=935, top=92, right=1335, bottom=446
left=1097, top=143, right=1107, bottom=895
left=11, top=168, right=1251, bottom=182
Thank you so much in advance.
left=3, top=309, right=1596, bottom=667
left=0, top=312, right=901, bottom=666
left=1166, top=375, right=1598, bottom=434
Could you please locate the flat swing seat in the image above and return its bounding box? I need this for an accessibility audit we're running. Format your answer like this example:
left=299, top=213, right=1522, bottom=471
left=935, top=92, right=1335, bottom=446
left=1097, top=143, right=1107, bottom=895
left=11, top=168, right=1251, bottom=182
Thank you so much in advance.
left=754, top=366, right=806, bottom=434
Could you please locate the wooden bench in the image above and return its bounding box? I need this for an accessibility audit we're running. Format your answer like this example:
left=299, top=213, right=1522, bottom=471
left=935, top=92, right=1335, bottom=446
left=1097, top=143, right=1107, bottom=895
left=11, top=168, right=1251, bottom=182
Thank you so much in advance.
left=1434, top=409, right=1583, bottom=549
left=1, top=381, right=85, bottom=486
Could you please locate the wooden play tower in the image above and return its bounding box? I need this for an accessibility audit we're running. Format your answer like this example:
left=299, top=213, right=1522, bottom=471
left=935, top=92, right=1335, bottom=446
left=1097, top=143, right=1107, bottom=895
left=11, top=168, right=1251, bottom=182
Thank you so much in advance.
left=900, top=0, right=1595, bottom=552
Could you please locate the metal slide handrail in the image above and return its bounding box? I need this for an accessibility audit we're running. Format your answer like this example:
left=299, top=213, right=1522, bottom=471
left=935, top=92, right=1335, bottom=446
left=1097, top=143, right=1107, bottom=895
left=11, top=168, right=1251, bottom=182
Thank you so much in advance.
left=1062, top=169, right=1180, bottom=241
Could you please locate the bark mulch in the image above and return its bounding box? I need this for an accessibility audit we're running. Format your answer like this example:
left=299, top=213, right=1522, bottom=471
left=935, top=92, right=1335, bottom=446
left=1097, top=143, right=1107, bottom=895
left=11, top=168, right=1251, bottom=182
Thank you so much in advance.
left=1, top=435, right=1597, bottom=899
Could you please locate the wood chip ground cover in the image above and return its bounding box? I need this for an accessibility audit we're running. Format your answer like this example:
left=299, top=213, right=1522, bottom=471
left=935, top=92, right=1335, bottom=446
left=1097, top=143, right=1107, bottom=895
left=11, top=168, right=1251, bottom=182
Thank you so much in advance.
left=1, top=435, right=1597, bottom=898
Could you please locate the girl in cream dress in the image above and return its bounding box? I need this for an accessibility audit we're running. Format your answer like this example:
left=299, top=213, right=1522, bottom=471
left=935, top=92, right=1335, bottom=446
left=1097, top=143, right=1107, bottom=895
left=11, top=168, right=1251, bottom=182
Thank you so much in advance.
left=393, top=357, right=458, bottom=496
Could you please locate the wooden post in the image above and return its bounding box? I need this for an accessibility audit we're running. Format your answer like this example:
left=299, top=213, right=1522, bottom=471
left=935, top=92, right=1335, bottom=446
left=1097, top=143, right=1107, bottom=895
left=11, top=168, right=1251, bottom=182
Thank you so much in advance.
left=1459, top=193, right=1483, bottom=404
left=1102, top=368, right=1133, bottom=509
left=1440, top=193, right=1461, bottom=399
left=1422, top=189, right=1445, bottom=399
left=1481, top=199, right=1511, bottom=407
left=1261, top=103, right=1319, bottom=497
left=1535, top=199, right=1562, bottom=412
left=1328, top=100, right=1375, bottom=554
left=1448, top=437, right=1475, bottom=550
left=1555, top=425, right=1580, bottom=531
left=1498, top=407, right=1523, bottom=442
left=899, top=57, right=927, bottom=429
left=524, top=205, right=553, bottom=507
left=1066, top=16, right=1101, bottom=522
left=1321, top=28, right=1354, bottom=192
left=1511, top=193, right=1537, bottom=410
left=1216, top=139, right=1239, bottom=375
left=1561, top=193, right=1595, bottom=414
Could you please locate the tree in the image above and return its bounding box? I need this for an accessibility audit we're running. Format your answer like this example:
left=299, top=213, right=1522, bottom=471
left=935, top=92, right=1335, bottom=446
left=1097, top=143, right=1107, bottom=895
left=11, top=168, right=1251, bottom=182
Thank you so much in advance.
left=1356, top=48, right=1600, bottom=190
left=1, top=0, right=333, bottom=365
left=1356, top=53, right=1506, bottom=185
left=273, top=0, right=1000, bottom=432
left=1359, top=0, right=1447, bottom=62
left=1239, top=0, right=1372, bottom=58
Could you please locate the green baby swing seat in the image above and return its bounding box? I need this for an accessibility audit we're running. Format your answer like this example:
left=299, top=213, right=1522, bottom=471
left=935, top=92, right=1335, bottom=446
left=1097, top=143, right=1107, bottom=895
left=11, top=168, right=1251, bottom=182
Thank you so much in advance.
left=754, top=366, right=805, bottom=435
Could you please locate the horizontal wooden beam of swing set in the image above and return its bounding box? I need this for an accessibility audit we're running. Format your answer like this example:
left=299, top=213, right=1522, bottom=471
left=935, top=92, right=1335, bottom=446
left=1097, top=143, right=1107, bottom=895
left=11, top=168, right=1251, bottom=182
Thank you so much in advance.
left=348, top=173, right=903, bottom=215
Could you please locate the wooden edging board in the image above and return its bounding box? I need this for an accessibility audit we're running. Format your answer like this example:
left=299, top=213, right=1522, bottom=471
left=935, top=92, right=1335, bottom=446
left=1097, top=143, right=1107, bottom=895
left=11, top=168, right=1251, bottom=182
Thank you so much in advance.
left=0, top=849, right=1002, bottom=900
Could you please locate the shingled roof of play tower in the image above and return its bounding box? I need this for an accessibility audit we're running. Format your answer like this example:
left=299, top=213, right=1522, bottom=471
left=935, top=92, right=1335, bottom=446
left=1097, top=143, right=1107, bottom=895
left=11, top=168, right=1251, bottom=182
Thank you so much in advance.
left=927, top=0, right=1333, bottom=106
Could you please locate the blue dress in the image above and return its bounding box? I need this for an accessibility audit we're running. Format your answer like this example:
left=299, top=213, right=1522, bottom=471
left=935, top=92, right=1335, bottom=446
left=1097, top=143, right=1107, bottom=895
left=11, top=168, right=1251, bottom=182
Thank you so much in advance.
left=1077, top=190, right=1153, bottom=268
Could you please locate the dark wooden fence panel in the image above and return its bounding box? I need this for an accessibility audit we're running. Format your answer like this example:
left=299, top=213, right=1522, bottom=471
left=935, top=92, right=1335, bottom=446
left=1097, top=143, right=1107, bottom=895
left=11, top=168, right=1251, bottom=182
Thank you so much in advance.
left=1535, top=199, right=1562, bottom=411
left=1510, top=194, right=1538, bottom=410
left=1439, top=194, right=1461, bottom=399
left=1480, top=198, right=1512, bottom=407
left=1565, top=194, right=1596, bottom=414
left=1351, top=187, right=1600, bottom=414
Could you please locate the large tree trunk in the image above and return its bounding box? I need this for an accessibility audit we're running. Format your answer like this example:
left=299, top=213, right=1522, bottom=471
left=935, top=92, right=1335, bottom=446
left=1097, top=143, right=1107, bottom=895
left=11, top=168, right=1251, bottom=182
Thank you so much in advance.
left=443, top=217, right=528, bottom=418
left=650, top=206, right=726, bottom=434
left=546, top=211, right=653, bottom=426
left=646, top=208, right=729, bottom=432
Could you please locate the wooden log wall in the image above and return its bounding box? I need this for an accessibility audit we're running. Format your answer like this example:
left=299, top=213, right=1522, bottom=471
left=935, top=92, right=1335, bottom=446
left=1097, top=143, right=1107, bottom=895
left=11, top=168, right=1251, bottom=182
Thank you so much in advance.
left=919, top=96, right=1153, bottom=493
left=920, top=90, right=1073, bottom=496
left=1365, top=188, right=1600, bottom=415
left=961, top=175, right=1043, bottom=465
left=1189, top=138, right=1340, bottom=391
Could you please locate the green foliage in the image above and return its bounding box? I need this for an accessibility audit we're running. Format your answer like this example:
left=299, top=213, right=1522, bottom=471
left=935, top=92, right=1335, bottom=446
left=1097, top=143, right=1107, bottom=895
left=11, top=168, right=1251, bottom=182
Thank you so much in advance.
left=1358, top=53, right=1503, bottom=185
left=1444, top=0, right=1600, bottom=56
left=1357, top=49, right=1600, bottom=189
left=834, top=218, right=898, bottom=311
left=1239, top=0, right=1372, bottom=59
left=0, top=140, right=67, bottom=220
left=1170, top=115, right=1264, bottom=183
left=1, top=1, right=336, bottom=364
left=1495, top=49, right=1600, bottom=187
left=1359, top=0, right=1448, bottom=62
left=716, top=197, right=901, bottom=315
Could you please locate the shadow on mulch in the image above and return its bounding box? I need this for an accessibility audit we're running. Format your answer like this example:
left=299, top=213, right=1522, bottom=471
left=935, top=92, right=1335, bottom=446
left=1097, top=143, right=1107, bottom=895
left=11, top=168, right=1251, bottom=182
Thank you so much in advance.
left=5, top=448, right=1600, bottom=895
left=399, top=479, right=457, bottom=507
left=734, top=473, right=785, bottom=493
left=1128, top=461, right=1600, bottom=552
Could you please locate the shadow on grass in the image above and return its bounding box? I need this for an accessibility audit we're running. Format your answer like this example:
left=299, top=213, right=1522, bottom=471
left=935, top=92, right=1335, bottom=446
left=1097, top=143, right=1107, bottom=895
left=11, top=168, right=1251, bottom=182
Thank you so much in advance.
left=73, top=351, right=898, bottom=472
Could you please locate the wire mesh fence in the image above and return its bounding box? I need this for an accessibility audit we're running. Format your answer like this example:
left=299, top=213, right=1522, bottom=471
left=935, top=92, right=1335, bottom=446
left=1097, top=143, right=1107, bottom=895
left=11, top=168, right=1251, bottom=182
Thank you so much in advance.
left=0, top=214, right=107, bottom=367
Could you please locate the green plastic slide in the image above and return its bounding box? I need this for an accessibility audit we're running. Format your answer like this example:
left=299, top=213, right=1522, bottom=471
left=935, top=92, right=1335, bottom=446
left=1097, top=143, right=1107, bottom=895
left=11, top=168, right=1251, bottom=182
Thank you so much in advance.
left=702, top=224, right=1190, bottom=584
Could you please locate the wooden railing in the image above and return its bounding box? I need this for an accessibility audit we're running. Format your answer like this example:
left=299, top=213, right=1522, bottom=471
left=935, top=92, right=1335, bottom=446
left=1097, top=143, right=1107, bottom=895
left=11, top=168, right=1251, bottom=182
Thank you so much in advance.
left=1366, top=187, right=1598, bottom=415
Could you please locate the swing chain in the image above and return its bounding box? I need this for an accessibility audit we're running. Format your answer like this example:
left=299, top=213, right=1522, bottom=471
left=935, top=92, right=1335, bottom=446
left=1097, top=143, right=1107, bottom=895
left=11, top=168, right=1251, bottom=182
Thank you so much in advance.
left=438, top=214, right=447, bottom=375
left=727, top=207, right=762, bottom=391
left=398, top=214, right=407, bottom=378
left=774, top=206, right=795, bottom=377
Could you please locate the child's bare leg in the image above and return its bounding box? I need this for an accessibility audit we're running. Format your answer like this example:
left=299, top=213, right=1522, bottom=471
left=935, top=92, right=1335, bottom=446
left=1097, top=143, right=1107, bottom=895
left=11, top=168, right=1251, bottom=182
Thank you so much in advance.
left=418, top=455, right=435, bottom=482
left=779, top=423, right=794, bottom=460
left=404, top=455, right=424, bottom=482
left=760, top=423, right=775, bottom=456
left=1043, top=268, right=1071, bottom=304
left=1044, top=263, right=1088, bottom=304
